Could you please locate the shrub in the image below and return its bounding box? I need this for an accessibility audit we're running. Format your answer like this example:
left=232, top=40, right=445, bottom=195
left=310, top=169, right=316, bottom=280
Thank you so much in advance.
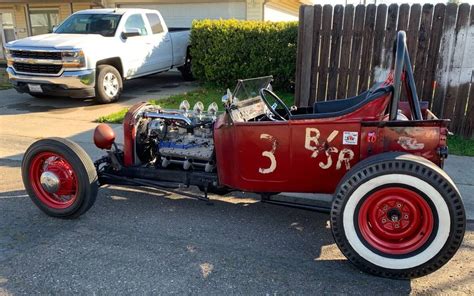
left=190, top=19, right=298, bottom=91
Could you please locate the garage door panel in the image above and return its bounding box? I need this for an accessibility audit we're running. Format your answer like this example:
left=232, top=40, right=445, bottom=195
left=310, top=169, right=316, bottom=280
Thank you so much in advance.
left=120, top=2, right=246, bottom=28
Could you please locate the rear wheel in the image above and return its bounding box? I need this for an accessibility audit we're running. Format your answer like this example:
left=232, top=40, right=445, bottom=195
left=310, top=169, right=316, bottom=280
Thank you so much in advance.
left=178, top=49, right=194, bottom=81
left=95, top=65, right=122, bottom=104
left=331, top=153, right=465, bottom=279
left=22, top=138, right=98, bottom=218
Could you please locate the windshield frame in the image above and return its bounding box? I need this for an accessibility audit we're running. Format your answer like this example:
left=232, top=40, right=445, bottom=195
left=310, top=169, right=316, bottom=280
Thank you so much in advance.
left=232, top=76, right=273, bottom=103
left=54, top=13, right=123, bottom=37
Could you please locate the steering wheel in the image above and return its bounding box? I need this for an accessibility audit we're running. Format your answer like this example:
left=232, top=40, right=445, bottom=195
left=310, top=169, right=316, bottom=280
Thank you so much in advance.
left=259, top=88, right=291, bottom=121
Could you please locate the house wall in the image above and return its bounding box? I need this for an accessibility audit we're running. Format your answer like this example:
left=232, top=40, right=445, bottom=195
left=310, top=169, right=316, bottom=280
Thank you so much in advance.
left=246, top=0, right=264, bottom=20
left=0, top=4, right=28, bottom=38
left=72, top=3, right=94, bottom=12
left=108, top=0, right=302, bottom=21
left=0, top=2, right=95, bottom=40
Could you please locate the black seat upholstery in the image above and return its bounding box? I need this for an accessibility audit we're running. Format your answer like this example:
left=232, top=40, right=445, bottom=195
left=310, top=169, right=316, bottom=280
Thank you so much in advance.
left=314, top=83, right=393, bottom=114
left=289, top=83, right=393, bottom=120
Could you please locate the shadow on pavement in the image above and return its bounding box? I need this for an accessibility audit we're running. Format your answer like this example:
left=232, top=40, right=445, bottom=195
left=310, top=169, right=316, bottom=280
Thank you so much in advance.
left=0, top=183, right=412, bottom=294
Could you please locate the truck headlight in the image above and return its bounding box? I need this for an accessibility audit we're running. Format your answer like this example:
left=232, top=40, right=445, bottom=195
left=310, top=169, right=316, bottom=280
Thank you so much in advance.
left=4, top=48, right=13, bottom=66
left=62, top=50, right=85, bottom=68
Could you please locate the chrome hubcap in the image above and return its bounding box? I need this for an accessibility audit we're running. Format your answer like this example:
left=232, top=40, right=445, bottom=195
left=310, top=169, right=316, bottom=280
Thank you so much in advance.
left=40, top=171, right=60, bottom=193
left=103, top=72, right=119, bottom=97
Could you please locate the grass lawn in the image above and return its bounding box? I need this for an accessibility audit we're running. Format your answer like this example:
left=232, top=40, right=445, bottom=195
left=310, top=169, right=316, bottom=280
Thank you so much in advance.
left=97, top=86, right=295, bottom=124
left=448, top=135, right=474, bottom=157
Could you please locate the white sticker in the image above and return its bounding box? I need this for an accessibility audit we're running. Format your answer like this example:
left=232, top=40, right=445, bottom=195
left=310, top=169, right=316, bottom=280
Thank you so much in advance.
left=343, top=131, right=358, bottom=145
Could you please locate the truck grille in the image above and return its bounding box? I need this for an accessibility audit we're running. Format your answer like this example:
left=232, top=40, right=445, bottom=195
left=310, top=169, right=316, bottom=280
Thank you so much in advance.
left=11, top=50, right=62, bottom=60
left=13, top=62, right=62, bottom=74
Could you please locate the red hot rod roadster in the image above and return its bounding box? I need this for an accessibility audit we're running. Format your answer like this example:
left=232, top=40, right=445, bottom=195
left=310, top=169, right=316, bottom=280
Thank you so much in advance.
left=21, top=31, right=465, bottom=279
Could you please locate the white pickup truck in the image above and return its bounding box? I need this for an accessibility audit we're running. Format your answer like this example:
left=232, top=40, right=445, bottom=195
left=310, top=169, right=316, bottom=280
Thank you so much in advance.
left=5, top=8, right=192, bottom=103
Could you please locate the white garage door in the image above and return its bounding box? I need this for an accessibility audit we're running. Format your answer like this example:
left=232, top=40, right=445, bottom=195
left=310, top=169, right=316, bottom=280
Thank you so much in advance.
left=119, top=2, right=246, bottom=28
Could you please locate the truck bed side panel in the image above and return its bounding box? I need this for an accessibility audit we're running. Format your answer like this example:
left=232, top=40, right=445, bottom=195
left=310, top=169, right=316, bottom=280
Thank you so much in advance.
left=169, top=30, right=190, bottom=67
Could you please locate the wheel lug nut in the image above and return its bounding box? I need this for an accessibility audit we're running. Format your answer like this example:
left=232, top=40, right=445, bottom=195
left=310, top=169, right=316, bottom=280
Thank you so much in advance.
left=394, top=223, right=400, bottom=228
left=382, top=218, right=387, bottom=223
left=397, top=203, right=402, bottom=208
left=404, top=214, right=409, bottom=219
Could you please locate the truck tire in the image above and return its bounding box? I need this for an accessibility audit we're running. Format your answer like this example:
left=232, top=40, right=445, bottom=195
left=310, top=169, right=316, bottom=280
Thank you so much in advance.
left=95, top=65, right=122, bottom=104
left=178, top=49, right=194, bottom=81
left=22, top=138, right=98, bottom=219
left=331, top=152, right=465, bottom=279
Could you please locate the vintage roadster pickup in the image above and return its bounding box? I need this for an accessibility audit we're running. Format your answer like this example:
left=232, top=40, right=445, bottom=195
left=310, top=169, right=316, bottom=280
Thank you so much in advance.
left=21, top=32, right=465, bottom=279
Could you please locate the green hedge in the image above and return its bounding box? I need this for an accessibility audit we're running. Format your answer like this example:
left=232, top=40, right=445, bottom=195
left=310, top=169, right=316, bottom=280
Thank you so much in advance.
left=190, top=19, right=298, bottom=91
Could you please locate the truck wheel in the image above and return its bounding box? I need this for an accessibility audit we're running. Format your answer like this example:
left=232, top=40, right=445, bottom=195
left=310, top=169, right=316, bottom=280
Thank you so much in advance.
left=179, top=50, right=194, bottom=81
left=95, top=65, right=122, bottom=104
left=331, top=153, right=465, bottom=279
left=22, top=138, right=98, bottom=219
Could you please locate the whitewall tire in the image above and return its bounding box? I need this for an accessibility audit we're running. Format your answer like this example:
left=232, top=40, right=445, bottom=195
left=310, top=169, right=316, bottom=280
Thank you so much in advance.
left=331, top=153, right=465, bottom=278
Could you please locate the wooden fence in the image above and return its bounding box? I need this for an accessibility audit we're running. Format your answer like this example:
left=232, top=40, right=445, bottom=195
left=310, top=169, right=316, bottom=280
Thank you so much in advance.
left=294, top=3, right=474, bottom=138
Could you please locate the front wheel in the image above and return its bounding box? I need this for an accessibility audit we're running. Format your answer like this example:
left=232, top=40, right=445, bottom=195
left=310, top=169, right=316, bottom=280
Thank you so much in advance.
left=22, top=138, right=98, bottom=218
left=331, top=153, right=465, bottom=279
left=95, top=65, right=122, bottom=104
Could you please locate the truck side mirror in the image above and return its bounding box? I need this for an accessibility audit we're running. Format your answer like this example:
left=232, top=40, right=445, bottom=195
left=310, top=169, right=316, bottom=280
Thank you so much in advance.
left=121, top=28, right=141, bottom=39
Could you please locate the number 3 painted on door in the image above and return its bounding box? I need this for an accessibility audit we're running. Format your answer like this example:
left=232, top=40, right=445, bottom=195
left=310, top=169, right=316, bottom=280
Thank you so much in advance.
left=259, top=134, right=277, bottom=174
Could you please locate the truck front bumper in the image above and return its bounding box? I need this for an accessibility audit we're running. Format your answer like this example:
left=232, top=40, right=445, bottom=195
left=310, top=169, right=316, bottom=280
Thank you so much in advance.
left=6, top=67, right=96, bottom=98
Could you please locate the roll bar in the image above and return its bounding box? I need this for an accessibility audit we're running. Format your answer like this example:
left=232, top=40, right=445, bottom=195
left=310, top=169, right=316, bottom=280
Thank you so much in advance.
left=389, top=31, right=423, bottom=121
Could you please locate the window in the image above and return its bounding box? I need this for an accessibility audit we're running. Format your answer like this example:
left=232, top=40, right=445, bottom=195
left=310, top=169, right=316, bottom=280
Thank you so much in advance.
left=124, top=14, right=148, bottom=36
left=1, top=12, right=15, bottom=43
left=29, top=9, right=59, bottom=36
left=55, top=14, right=121, bottom=37
left=146, top=13, right=163, bottom=34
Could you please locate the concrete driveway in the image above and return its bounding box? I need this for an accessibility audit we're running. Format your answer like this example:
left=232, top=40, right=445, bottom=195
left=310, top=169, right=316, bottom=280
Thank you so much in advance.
left=0, top=71, right=473, bottom=294
left=0, top=70, right=198, bottom=161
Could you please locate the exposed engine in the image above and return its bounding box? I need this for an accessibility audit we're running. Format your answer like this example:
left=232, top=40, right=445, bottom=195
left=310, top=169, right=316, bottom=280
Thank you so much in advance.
left=135, top=100, right=219, bottom=172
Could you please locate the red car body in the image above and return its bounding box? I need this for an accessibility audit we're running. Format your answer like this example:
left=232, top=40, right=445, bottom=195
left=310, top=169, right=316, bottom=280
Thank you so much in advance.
left=122, top=93, right=447, bottom=194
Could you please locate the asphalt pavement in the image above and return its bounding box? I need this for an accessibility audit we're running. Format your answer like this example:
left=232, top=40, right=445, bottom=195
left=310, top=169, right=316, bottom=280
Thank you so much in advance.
left=0, top=70, right=473, bottom=295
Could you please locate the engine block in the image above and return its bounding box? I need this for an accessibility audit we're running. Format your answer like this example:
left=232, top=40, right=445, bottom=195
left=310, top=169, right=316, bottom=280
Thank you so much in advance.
left=135, top=101, right=218, bottom=172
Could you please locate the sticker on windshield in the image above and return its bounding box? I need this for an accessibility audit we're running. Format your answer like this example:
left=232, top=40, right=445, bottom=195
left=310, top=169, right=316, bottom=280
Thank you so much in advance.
left=343, top=131, right=358, bottom=145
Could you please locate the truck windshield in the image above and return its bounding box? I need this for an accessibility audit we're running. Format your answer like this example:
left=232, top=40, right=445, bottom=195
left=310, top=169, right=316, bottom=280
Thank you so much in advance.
left=55, top=14, right=122, bottom=37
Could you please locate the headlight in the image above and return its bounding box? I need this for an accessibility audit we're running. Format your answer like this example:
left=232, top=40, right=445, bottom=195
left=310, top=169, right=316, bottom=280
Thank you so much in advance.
left=62, top=51, right=80, bottom=58
left=4, top=48, right=13, bottom=66
left=62, top=50, right=85, bottom=68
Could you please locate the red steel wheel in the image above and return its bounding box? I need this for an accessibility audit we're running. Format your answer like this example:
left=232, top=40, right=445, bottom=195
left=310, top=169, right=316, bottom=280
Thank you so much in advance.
left=357, top=187, right=434, bottom=255
left=22, top=138, right=98, bottom=218
left=331, top=152, right=465, bottom=279
left=28, top=152, right=79, bottom=209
